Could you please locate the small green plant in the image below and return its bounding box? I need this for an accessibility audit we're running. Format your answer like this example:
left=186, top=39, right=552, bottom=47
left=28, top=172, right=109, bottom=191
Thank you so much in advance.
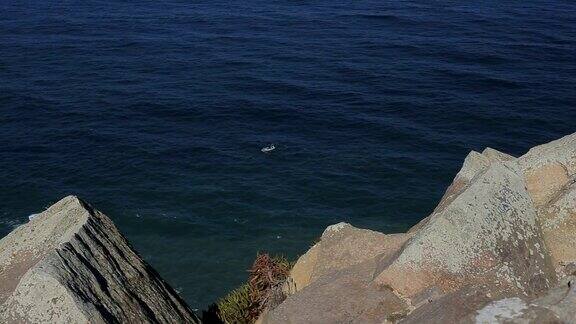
left=216, top=283, right=255, bottom=324
left=202, top=252, right=294, bottom=324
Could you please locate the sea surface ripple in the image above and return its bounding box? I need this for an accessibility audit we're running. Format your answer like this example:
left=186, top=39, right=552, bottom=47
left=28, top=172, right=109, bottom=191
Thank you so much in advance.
left=1, top=0, right=575, bottom=308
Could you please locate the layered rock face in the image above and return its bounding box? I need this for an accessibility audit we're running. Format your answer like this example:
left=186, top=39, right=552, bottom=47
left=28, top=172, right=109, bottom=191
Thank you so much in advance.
left=262, top=132, right=576, bottom=324
left=0, top=196, right=199, bottom=323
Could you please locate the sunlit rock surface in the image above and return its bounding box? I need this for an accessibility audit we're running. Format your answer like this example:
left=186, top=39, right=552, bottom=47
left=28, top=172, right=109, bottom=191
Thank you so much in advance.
left=0, top=196, right=199, bottom=323
left=262, top=132, right=576, bottom=324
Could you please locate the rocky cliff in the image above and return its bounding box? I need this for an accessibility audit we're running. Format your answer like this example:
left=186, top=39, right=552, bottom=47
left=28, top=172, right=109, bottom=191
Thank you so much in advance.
left=260, top=132, right=576, bottom=324
left=0, top=196, right=199, bottom=323
left=1, top=133, right=575, bottom=324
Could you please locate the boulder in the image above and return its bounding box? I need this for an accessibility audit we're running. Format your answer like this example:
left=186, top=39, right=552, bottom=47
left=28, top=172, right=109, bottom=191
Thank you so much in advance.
left=0, top=196, right=199, bottom=323
left=519, top=133, right=576, bottom=207
left=377, top=159, right=556, bottom=303
left=264, top=254, right=410, bottom=324
left=481, top=147, right=515, bottom=163
left=4, top=133, right=576, bottom=324
left=290, top=222, right=411, bottom=291
left=261, top=223, right=411, bottom=323
left=263, top=138, right=569, bottom=323
left=515, top=133, right=576, bottom=274
left=537, top=182, right=576, bottom=273
left=409, top=148, right=514, bottom=233
left=472, top=275, right=576, bottom=323
left=399, top=284, right=504, bottom=324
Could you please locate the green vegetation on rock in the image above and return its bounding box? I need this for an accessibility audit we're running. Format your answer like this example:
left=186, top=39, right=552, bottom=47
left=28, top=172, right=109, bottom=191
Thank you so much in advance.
left=203, top=253, right=293, bottom=324
left=216, top=284, right=254, bottom=324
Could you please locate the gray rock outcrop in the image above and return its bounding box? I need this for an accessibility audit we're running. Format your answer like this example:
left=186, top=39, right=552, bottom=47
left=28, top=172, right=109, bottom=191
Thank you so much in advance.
left=289, top=222, right=411, bottom=291
left=0, top=196, right=199, bottom=323
left=263, top=223, right=412, bottom=324
left=3, top=132, right=576, bottom=324
left=473, top=274, right=576, bottom=323
left=261, top=132, right=576, bottom=324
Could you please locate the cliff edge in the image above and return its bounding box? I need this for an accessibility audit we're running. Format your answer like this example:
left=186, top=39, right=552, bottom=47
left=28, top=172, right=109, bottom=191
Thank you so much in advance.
left=260, top=132, right=576, bottom=324
left=2, top=133, right=576, bottom=324
left=0, top=196, right=199, bottom=323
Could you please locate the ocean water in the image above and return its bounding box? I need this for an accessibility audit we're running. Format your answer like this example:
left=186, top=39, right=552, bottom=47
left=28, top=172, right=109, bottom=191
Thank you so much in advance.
left=1, top=0, right=575, bottom=309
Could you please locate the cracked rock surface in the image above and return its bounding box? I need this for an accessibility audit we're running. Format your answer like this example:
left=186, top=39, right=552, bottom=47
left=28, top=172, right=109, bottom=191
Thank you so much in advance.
left=0, top=196, right=199, bottom=324
left=261, top=132, right=576, bottom=324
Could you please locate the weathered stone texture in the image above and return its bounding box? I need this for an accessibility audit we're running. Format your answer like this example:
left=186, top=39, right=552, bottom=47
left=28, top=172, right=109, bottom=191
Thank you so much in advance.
left=0, top=196, right=199, bottom=324
left=262, top=133, right=576, bottom=324
left=472, top=275, right=576, bottom=323
left=4, top=132, right=576, bottom=324
left=378, top=160, right=555, bottom=299
left=519, top=133, right=576, bottom=207
left=290, top=222, right=410, bottom=291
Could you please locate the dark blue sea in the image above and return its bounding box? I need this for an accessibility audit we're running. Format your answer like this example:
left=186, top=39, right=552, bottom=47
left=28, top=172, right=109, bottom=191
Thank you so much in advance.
left=1, top=0, right=575, bottom=309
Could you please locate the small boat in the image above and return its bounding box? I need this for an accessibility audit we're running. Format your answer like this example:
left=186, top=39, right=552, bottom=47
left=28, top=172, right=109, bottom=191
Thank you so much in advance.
left=261, top=144, right=275, bottom=153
